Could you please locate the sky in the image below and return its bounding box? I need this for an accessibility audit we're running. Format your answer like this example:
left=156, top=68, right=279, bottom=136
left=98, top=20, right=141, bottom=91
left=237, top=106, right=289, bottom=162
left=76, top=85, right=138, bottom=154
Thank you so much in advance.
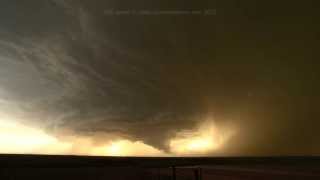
left=0, top=0, right=319, bottom=156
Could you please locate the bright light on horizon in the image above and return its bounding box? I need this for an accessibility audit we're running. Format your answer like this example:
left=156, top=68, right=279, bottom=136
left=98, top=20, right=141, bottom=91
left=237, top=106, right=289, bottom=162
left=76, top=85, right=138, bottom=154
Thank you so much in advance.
left=0, top=118, right=165, bottom=156
left=169, top=121, right=236, bottom=155
left=0, top=118, right=236, bottom=156
left=0, top=119, right=72, bottom=154
left=91, top=140, right=166, bottom=156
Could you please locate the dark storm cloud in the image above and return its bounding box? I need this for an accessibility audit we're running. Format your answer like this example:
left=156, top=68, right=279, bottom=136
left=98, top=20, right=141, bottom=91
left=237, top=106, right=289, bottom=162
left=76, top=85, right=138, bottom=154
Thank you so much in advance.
left=0, top=0, right=319, bottom=155
left=0, top=0, right=214, bottom=150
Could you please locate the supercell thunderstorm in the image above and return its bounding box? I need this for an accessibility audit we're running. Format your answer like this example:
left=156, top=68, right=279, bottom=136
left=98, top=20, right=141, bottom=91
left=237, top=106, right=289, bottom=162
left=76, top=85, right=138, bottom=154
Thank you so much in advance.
left=0, top=0, right=319, bottom=156
left=0, top=0, right=235, bottom=156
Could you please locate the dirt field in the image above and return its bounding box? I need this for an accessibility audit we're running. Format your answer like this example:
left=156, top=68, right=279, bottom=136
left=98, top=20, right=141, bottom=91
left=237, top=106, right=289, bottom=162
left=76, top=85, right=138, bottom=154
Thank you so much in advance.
left=0, top=155, right=319, bottom=179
